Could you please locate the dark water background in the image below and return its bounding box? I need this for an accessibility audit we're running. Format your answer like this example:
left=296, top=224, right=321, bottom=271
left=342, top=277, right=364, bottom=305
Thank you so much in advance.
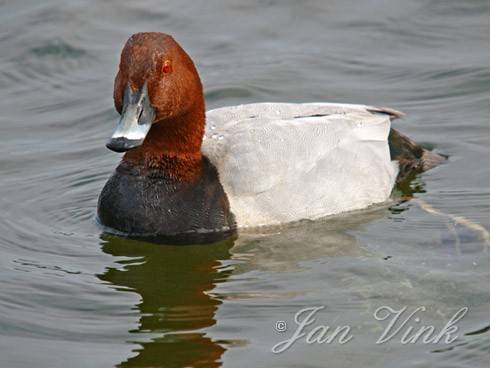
left=1, top=1, right=490, bottom=367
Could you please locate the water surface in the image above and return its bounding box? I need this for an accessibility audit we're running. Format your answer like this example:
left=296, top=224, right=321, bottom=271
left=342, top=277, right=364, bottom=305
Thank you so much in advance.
left=1, top=1, right=489, bottom=367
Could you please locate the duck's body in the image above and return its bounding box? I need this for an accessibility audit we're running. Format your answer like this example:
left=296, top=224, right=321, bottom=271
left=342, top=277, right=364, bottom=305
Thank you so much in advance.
left=203, top=102, right=401, bottom=227
left=97, top=33, right=445, bottom=242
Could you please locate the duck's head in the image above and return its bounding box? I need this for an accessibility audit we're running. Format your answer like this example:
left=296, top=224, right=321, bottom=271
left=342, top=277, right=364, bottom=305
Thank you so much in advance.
left=107, top=32, right=204, bottom=153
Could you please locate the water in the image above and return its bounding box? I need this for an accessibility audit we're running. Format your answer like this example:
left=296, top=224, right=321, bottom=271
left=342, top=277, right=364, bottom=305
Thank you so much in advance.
left=1, top=1, right=489, bottom=367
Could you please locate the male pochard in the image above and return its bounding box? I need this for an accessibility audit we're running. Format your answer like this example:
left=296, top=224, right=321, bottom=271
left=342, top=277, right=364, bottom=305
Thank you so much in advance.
left=97, top=32, right=445, bottom=243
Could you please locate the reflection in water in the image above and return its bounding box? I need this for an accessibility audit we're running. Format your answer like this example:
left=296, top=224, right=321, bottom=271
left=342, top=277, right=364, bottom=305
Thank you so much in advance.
left=96, top=206, right=389, bottom=367
left=94, top=176, right=483, bottom=366
left=98, top=236, right=236, bottom=368
left=232, top=205, right=388, bottom=274
left=230, top=178, right=430, bottom=273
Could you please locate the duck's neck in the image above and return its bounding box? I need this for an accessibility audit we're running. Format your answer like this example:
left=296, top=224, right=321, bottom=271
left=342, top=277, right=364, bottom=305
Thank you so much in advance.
left=122, top=103, right=205, bottom=180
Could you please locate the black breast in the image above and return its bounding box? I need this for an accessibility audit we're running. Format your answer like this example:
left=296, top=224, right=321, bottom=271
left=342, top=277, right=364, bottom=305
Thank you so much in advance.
left=97, top=157, right=236, bottom=244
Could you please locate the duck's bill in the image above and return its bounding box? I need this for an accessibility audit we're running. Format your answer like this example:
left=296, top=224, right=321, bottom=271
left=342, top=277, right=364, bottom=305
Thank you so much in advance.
left=106, top=83, right=155, bottom=153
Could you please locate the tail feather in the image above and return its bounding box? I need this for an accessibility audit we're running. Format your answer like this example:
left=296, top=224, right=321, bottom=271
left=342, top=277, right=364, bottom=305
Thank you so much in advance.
left=389, top=128, right=447, bottom=183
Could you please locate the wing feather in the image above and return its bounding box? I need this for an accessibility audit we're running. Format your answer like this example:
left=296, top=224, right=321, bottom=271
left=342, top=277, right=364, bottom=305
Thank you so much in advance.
left=203, top=103, right=399, bottom=227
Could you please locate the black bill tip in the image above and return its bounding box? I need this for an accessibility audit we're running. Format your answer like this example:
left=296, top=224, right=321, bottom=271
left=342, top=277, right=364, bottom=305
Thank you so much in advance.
left=106, top=137, right=144, bottom=152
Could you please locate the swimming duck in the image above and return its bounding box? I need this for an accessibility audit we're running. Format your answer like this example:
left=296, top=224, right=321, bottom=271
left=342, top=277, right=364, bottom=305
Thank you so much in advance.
left=97, top=32, right=445, bottom=243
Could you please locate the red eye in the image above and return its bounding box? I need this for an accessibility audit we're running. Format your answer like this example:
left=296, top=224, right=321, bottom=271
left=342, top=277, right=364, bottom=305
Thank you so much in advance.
left=162, top=60, right=172, bottom=74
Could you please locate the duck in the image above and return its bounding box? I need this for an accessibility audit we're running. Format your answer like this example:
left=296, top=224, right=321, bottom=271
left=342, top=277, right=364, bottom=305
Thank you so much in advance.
left=97, top=32, right=445, bottom=243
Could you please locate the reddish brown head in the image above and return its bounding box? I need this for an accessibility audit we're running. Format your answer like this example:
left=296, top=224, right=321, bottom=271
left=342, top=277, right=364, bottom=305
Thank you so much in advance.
left=107, top=33, right=205, bottom=174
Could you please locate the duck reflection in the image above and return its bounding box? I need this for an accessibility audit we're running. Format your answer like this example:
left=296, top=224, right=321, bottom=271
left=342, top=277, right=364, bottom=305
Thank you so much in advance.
left=96, top=179, right=422, bottom=367
left=98, top=236, right=236, bottom=368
